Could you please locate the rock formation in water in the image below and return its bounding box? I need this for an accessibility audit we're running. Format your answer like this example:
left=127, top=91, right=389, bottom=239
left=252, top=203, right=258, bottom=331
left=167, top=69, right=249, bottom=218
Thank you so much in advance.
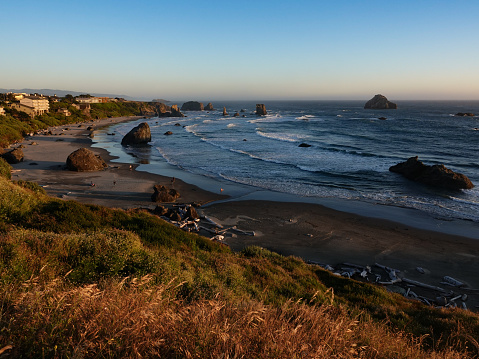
left=204, top=103, right=214, bottom=111
left=364, top=95, right=397, bottom=109
left=389, top=156, right=474, bottom=191
left=455, top=112, right=475, bottom=117
left=181, top=101, right=204, bottom=111
left=222, top=107, right=228, bottom=116
left=256, top=104, right=267, bottom=115
left=121, top=122, right=151, bottom=146
left=66, top=148, right=107, bottom=172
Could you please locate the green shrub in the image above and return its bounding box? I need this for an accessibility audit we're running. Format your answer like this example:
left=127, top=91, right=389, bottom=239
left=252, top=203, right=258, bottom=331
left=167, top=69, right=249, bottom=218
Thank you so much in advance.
left=0, top=157, right=11, bottom=179
left=13, top=180, right=46, bottom=194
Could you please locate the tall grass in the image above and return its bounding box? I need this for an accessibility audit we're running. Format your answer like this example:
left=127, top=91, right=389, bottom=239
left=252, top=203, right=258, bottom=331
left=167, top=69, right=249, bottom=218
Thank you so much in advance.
left=0, top=275, right=469, bottom=358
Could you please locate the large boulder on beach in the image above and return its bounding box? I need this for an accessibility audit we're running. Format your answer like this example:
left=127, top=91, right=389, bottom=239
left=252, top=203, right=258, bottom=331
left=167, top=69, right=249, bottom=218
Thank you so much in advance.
left=364, top=94, right=397, bottom=109
left=151, top=185, right=180, bottom=202
left=1, top=148, right=24, bottom=164
left=66, top=148, right=107, bottom=172
left=256, top=104, right=267, bottom=116
left=181, top=101, right=204, bottom=111
left=389, top=156, right=474, bottom=191
left=121, top=122, right=151, bottom=146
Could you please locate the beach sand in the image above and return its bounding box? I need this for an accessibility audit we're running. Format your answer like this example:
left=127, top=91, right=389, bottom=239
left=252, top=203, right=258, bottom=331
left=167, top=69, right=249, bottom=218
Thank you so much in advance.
left=9, top=116, right=479, bottom=310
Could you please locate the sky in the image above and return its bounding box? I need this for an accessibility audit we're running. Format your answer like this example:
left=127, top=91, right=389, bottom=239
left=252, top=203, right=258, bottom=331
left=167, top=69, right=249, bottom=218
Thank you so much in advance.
left=2, top=0, right=479, bottom=101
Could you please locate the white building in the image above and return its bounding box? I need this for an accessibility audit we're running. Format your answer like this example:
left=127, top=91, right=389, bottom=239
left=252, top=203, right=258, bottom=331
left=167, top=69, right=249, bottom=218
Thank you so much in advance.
left=76, top=97, right=101, bottom=104
left=0, top=106, right=5, bottom=115
left=19, top=96, right=49, bottom=116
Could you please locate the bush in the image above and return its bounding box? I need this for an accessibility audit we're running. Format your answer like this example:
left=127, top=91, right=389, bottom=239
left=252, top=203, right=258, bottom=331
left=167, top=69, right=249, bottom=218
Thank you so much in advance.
left=0, top=157, right=11, bottom=179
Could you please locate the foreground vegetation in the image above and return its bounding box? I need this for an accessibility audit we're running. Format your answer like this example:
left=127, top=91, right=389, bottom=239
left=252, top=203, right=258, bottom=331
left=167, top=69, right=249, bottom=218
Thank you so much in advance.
left=1, top=157, right=479, bottom=358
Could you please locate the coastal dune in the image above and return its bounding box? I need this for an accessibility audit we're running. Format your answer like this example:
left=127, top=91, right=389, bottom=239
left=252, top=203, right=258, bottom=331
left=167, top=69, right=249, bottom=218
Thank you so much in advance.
left=9, top=116, right=479, bottom=309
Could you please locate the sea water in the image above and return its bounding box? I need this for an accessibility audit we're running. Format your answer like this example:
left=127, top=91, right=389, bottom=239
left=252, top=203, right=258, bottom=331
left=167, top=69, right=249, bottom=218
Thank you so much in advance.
left=92, top=100, right=479, bottom=225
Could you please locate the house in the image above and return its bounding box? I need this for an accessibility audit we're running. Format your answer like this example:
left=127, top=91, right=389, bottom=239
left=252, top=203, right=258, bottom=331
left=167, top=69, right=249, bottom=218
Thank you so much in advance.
left=76, top=96, right=101, bottom=104
left=57, top=108, right=71, bottom=116
left=0, top=106, right=5, bottom=115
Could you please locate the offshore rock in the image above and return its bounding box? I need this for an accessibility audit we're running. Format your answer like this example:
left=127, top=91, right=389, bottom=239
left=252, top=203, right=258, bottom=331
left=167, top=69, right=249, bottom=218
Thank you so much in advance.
left=121, top=122, right=151, bottom=146
left=389, top=156, right=474, bottom=191
left=256, top=104, right=267, bottom=116
left=364, top=94, right=397, bottom=109
left=1, top=148, right=24, bottom=164
left=66, top=148, right=107, bottom=172
left=156, top=103, right=184, bottom=117
left=151, top=184, right=180, bottom=202
left=222, top=107, right=228, bottom=116
left=205, top=102, right=215, bottom=111
left=455, top=112, right=475, bottom=117
left=181, top=101, right=204, bottom=111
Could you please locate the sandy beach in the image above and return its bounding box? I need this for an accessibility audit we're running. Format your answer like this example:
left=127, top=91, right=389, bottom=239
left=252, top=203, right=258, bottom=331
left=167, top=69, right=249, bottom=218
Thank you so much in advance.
left=8, top=116, right=479, bottom=310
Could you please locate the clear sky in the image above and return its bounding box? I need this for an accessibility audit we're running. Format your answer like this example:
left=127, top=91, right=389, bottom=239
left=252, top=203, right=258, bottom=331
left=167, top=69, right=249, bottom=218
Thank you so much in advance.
left=2, top=0, right=479, bottom=101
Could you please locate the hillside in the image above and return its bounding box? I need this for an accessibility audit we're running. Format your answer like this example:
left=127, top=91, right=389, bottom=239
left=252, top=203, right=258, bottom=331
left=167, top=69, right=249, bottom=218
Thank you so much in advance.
left=1, top=152, right=479, bottom=357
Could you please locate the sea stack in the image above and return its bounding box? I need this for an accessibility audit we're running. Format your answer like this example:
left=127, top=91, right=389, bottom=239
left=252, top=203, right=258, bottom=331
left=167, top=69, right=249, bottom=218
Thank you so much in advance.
left=222, top=107, right=228, bottom=116
left=181, top=101, right=204, bottom=111
left=204, top=103, right=215, bottom=111
left=364, top=95, right=397, bottom=109
left=121, top=122, right=151, bottom=146
left=256, top=104, right=267, bottom=116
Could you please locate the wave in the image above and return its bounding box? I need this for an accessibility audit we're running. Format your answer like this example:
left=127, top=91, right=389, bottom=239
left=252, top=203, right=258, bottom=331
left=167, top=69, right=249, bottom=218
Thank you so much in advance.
left=256, top=130, right=304, bottom=143
left=295, top=115, right=315, bottom=120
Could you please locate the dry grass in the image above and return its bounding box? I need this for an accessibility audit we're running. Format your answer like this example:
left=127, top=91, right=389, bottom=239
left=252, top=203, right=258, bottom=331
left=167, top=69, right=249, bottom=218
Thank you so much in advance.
left=0, top=275, right=469, bottom=358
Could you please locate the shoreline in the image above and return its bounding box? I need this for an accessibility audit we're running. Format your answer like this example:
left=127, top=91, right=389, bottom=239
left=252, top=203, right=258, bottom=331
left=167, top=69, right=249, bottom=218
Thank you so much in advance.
left=8, top=115, right=479, bottom=308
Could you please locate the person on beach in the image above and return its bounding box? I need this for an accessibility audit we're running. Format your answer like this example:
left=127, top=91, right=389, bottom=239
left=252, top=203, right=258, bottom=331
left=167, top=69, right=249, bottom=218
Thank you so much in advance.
left=90, top=181, right=95, bottom=187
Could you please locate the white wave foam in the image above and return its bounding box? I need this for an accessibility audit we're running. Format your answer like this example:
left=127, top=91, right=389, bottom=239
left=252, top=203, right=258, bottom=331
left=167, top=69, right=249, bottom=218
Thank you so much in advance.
left=256, top=130, right=302, bottom=142
left=295, top=115, right=315, bottom=120
left=226, top=123, right=236, bottom=128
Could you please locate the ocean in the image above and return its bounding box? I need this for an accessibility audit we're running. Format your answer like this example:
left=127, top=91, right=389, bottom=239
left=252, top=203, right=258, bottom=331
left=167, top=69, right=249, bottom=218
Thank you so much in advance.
left=92, top=100, right=479, bottom=225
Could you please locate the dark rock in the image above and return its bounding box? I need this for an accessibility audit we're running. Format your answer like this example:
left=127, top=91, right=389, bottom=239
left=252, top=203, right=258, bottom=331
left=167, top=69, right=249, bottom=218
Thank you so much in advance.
left=1, top=148, right=24, bottom=164
left=256, top=104, right=267, bottom=115
left=222, top=107, right=228, bottom=116
left=240, top=109, right=246, bottom=112
left=233, top=112, right=240, bottom=117
left=389, top=156, right=474, bottom=191
left=153, top=205, right=168, bottom=216
left=164, top=131, right=173, bottom=136
left=298, top=143, right=311, bottom=148
left=364, top=94, right=397, bottom=109
left=156, top=103, right=185, bottom=118
left=169, top=211, right=182, bottom=222
left=151, top=185, right=180, bottom=202
left=204, top=102, right=215, bottom=111
left=87, top=126, right=93, bottom=131
left=455, top=112, right=475, bottom=117
left=181, top=101, right=204, bottom=111
left=174, top=123, right=181, bottom=126
left=185, top=205, right=199, bottom=220
left=121, top=122, right=151, bottom=146
left=378, top=117, right=387, bottom=120
left=66, top=148, right=107, bottom=172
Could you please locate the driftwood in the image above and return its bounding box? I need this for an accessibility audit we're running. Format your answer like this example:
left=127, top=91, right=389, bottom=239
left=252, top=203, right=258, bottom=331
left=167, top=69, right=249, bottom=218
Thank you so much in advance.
left=402, top=278, right=447, bottom=293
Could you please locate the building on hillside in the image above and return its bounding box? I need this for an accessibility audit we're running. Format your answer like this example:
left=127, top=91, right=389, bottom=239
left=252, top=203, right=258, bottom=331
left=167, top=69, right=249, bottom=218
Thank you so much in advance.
left=11, top=93, right=28, bottom=101
left=19, top=96, right=49, bottom=116
left=76, top=96, right=101, bottom=104
left=57, top=108, right=71, bottom=116
left=0, top=106, right=5, bottom=115
left=98, top=97, right=110, bottom=103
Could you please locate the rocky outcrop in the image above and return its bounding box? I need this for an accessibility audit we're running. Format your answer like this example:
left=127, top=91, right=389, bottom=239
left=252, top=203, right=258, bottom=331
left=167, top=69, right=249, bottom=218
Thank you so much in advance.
left=1, top=148, right=24, bottom=164
left=256, top=104, right=267, bottom=116
left=181, top=101, right=204, bottom=111
left=155, top=103, right=185, bottom=117
left=66, top=148, right=107, bottom=172
left=298, top=143, right=311, bottom=148
left=222, top=107, right=228, bottom=116
left=151, top=185, right=180, bottom=202
left=389, top=156, right=474, bottom=191
left=455, top=112, right=475, bottom=117
left=205, top=103, right=214, bottom=111
left=364, top=95, right=397, bottom=109
left=121, top=122, right=151, bottom=146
